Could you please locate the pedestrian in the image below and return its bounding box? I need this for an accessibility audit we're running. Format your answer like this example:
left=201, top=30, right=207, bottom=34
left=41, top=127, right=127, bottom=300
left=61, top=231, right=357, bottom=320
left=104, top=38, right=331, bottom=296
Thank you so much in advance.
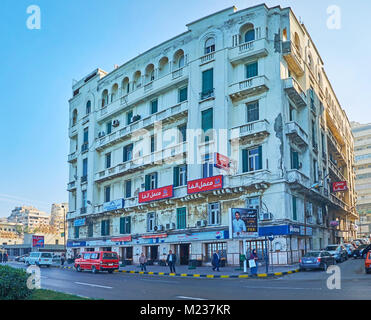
left=0, top=252, right=3, bottom=263
left=212, top=250, right=221, bottom=271
left=166, top=250, right=177, bottom=273
left=139, top=252, right=147, bottom=272
left=3, top=252, right=8, bottom=263
left=61, top=253, right=65, bottom=266
left=249, top=249, right=258, bottom=275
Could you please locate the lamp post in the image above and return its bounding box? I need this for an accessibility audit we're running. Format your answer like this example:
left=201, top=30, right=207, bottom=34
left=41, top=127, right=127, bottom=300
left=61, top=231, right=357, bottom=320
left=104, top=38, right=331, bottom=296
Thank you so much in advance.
left=268, top=234, right=274, bottom=273
left=61, top=205, right=66, bottom=255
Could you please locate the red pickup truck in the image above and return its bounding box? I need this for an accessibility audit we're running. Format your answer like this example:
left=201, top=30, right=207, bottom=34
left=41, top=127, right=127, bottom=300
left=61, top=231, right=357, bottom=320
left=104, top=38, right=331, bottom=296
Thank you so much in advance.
left=74, top=251, right=119, bottom=274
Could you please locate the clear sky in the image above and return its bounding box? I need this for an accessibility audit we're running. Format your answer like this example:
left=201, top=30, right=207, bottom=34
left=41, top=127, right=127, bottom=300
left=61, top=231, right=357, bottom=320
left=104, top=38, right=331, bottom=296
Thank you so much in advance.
left=0, top=0, right=370, bottom=217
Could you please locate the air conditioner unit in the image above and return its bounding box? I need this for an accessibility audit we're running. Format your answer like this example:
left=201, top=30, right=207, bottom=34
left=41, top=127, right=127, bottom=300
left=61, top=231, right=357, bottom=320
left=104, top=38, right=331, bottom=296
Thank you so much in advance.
left=196, top=220, right=207, bottom=227
left=112, top=120, right=120, bottom=127
left=165, top=223, right=175, bottom=230
left=154, top=225, right=163, bottom=232
left=98, top=131, right=105, bottom=138
left=260, top=212, right=273, bottom=221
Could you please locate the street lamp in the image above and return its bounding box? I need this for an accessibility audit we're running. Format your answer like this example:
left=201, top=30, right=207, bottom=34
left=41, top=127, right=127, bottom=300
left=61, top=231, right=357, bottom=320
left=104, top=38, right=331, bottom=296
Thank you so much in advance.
left=61, top=205, right=66, bottom=255
left=268, top=234, right=274, bottom=273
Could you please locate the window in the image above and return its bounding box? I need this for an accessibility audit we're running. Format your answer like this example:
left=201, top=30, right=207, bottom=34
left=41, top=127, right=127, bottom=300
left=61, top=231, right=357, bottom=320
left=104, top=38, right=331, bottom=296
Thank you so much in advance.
left=201, top=108, right=213, bottom=142
left=178, top=124, right=187, bottom=143
left=313, top=160, right=318, bottom=183
left=105, top=152, right=111, bottom=169
left=310, top=87, right=315, bottom=112
left=289, top=104, right=295, bottom=122
left=102, top=90, right=109, bottom=107
left=202, top=154, right=214, bottom=178
left=150, top=99, right=158, bottom=114
left=208, top=202, right=220, bottom=225
left=106, top=121, right=112, bottom=135
left=120, top=216, right=131, bottom=234
left=178, top=87, right=188, bottom=103
left=242, top=146, right=262, bottom=172
left=246, top=62, right=258, bottom=79
left=150, top=135, right=156, bottom=153
left=178, top=55, right=185, bottom=68
left=145, top=172, right=158, bottom=191
left=147, top=212, right=156, bottom=232
left=125, top=180, right=132, bottom=198
left=83, top=127, right=89, bottom=144
left=204, top=37, right=215, bottom=54
left=206, top=242, right=226, bottom=261
left=86, top=101, right=91, bottom=115
left=201, top=69, right=214, bottom=99
left=104, top=185, right=111, bottom=203
left=244, top=29, right=255, bottom=42
left=72, top=109, right=78, bottom=126
left=101, top=220, right=110, bottom=236
left=74, top=226, right=79, bottom=239
left=123, top=144, right=133, bottom=162
left=246, top=101, right=259, bottom=122
left=127, top=110, right=133, bottom=125
left=82, top=158, right=88, bottom=178
left=292, top=196, right=297, bottom=221
left=312, top=120, right=317, bottom=146
left=87, top=223, right=94, bottom=237
left=291, top=148, right=300, bottom=169
left=177, top=207, right=187, bottom=229
left=174, top=165, right=187, bottom=187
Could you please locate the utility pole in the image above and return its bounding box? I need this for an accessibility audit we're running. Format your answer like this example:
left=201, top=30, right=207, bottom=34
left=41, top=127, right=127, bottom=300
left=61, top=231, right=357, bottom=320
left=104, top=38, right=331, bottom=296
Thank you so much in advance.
left=61, top=205, right=66, bottom=254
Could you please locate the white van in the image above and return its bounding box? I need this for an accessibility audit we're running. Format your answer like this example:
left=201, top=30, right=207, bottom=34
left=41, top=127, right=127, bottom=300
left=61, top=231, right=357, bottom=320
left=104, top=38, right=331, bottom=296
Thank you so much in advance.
left=25, top=252, right=53, bottom=267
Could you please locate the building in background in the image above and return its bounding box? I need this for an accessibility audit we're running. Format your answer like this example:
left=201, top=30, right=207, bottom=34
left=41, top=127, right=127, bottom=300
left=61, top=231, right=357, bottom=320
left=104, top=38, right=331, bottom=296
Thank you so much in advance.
left=8, top=206, right=50, bottom=230
left=352, top=122, right=371, bottom=238
left=0, top=218, right=23, bottom=245
left=66, top=4, right=357, bottom=265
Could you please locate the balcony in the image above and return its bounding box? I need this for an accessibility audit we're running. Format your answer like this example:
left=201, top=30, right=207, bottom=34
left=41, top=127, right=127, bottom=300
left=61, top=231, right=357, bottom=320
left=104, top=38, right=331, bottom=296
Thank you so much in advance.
left=228, top=76, right=269, bottom=101
left=330, top=194, right=348, bottom=212
left=282, top=41, right=304, bottom=76
left=69, top=125, right=78, bottom=138
left=81, top=175, right=88, bottom=184
left=199, top=89, right=215, bottom=101
left=229, top=39, right=269, bottom=65
left=68, top=151, right=77, bottom=163
left=95, top=142, right=188, bottom=183
left=81, top=142, right=89, bottom=153
left=67, top=181, right=76, bottom=191
left=285, top=121, right=308, bottom=148
left=96, top=101, right=188, bottom=151
left=97, top=66, right=189, bottom=122
left=200, top=52, right=215, bottom=65
left=283, top=78, right=307, bottom=108
left=327, top=131, right=343, bottom=160
left=286, top=170, right=310, bottom=189
left=329, top=159, right=346, bottom=182
left=230, top=120, right=269, bottom=142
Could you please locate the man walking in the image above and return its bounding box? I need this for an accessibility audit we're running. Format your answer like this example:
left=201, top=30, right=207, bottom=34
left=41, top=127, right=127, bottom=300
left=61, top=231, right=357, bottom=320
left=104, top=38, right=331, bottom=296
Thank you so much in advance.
left=212, top=250, right=221, bottom=271
left=139, top=252, right=147, bottom=272
left=61, top=253, right=65, bottom=266
left=166, top=250, right=177, bottom=273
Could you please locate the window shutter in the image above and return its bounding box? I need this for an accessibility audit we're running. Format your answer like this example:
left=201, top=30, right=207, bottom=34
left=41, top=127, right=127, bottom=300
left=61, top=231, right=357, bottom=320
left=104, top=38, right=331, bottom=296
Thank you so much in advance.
left=202, top=69, right=213, bottom=94
left=292, top=196, right=297, bottom=221
left=127, top=217, right=131, bottom=234
left=173, top=167, right=179, bottom=187
left=202, top=108, right=213, bottom=132
left=120, top=218, right=124, bottom=234
left=246, top=62, right=258, bottom=78
left=258, top=146, right=263, bottom=170
left=154, top=172, right=158, bottom=189
left=101, top=221, right=105, bottom=236
left=145, top=175, right=150, bottom=191
left=242, top=149, right=248, bottom=173
left=184, top=165, right=188, bottom=184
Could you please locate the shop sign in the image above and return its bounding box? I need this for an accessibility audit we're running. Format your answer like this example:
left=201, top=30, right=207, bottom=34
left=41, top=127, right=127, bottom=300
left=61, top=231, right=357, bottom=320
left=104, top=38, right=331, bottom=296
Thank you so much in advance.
left=103, top=198, right=125, bottom=211
left=139, top=186, right=173, bottom=203
left=332, top=181, right=347, bottom=192
left=32, top=235, right=44, bottom=248
left=214, top=153, right=230, bottom=171
left=230, top=208, right=258, bottom=238
left=187, top=175, right=223, bottom=194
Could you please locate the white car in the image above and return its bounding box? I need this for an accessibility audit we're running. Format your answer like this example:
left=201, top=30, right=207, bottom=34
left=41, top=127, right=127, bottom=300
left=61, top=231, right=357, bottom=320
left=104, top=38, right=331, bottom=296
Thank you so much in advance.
left=25, top=252, right=53, bottom=267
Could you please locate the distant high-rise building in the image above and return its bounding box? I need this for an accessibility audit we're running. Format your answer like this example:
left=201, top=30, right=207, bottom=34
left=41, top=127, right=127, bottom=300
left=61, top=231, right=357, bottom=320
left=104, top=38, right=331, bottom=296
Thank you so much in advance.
left=8, top=206, right=50, bottom=230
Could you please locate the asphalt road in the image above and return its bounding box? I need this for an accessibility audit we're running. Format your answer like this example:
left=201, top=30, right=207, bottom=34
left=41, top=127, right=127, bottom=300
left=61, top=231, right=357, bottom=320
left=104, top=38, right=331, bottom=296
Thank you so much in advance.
left=7, top=258, right=371, bottom=300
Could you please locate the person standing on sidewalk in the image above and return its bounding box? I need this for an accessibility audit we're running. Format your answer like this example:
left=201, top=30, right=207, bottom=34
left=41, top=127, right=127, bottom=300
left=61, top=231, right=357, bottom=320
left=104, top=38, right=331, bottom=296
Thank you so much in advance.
left=61, top=253, right=65, bottom=266
left=249, top=249, right=258, bottom=275
left=0, top=252, right=3, bottom=263
left=212, top=250, right=221, bottom=271
left=166, top=250, right=177, bottom=273
left=139, top=252, right=147, bottom=271
left=3, top=252, right=8, bottom=263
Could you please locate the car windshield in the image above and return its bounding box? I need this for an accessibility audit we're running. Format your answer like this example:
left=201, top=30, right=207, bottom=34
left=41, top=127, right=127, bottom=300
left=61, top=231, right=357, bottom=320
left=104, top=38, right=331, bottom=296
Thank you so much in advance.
left=303, top=252, right=320, bottom=257
left=41, top=253, right=52, bottom=258
left=102, top=252, right=117, bottom=260
left=325, top=246, right=338, bottom=251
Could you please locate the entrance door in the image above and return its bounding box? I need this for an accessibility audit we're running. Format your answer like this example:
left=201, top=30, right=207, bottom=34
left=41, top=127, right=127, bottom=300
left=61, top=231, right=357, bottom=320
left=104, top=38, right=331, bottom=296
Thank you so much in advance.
left=179, top=244, right=190, bottom=265
left=150, top=246, right=158, bottom=261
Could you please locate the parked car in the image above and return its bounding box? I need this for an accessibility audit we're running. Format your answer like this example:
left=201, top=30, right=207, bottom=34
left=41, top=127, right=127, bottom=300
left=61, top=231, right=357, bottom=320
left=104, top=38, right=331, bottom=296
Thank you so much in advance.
left=15, top=254, right=29, bottom=262
left=324, top=244, right=348, bottom=262
left=343, top=243, right=355, bottom=257
left=353, top=244, right=368, bottom=258
left=365, top=252, right=371, bottom=274
left=52, top=254, right=61, bottom=264
left=25, top=252, right=53, bottom=267
left=74, top=251, right=119, bottom=274
left=299, top=251, right=336, bottom=271
left=360, top=244, right=371, bottom=259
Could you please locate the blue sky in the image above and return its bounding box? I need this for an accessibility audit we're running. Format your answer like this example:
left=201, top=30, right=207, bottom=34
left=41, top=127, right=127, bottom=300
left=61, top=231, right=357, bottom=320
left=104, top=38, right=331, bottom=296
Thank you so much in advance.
left=0, top=0, right=370, bottom=217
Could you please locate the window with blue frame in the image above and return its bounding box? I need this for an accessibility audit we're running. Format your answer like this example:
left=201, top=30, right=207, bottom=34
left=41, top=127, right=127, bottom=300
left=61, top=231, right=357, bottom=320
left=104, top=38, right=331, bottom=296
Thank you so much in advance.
left=101, top=220, right=110, bottom=236
left=244, top=29, right=255, bottom=42
left=176, top=207, right=187, bottom=229
left=178, top=87, right=188, bottom=103
left=123, top=144, right=133, bottom=162
left=173, top=165, right=187, bottom=187
left=106, top=121, right=112, bottom=135
left=104, top=185, right=111, bottom=203
left=246, top=101, right=259, bottom=122
left=242, top=146, right=262, bottom=172
left=125, top=180, right=131, bottom=198
left=245, top=62, right=258, bottom=79
left=82, top=158, right=88, bottom=178
left=201, top=69, right=214, bottom=99
left=202, top=154, right=214, bottom=178
left=201, top=108, right=213, bottom=142
left=120, top=216, right=131, bottom=234
left=150, top=99, right=158, bottom=114
left=105, top=152, right=111, bottom=169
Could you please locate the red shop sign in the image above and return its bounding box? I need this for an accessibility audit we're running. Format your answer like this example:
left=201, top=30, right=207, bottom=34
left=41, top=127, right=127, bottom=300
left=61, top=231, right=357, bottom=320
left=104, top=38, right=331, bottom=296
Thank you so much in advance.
left=141, top=233, right=168, bottom=239
left=139, top=185, right=173, bottom=203
left=332, top=181, right=347, bottom=192
left=214, top=152, right=230, bottom=171
left=111, top=236, right=132, bottom=242
left=187, top=175, right=223, bottom=194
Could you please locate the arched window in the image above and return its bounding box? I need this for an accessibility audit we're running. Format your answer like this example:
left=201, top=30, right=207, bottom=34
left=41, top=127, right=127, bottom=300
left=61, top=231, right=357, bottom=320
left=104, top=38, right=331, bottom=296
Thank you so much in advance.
left=282, top=28, right=287, bottom=42
left=204, top=38, right=215, bottom=54
left=72, top=109, right=78, bottom=126
left=133, top=71, right=142, bottom=89
left=122, top=77, right=130, bottom=95
left=102, top=89, right=109, bottom=107
left=244, top=29, right=255, bottom=42
left=158, top=57, right=169, bottom=77
left=178, top=55, right=185, bottom=68
left=111, top=84, right=118, bottom=102
left=86, top=101, right=91, bottom=115
left=145, top=64, right=155, bottom=83
left=240, top=23, right=255, bottom=44
left=173, top=49, right=185, bottom=70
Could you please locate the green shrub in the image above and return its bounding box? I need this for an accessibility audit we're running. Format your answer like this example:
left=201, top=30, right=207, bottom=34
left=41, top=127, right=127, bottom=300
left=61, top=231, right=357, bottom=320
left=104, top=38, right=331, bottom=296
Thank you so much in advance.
left=0, top=265, right=32, bottom=300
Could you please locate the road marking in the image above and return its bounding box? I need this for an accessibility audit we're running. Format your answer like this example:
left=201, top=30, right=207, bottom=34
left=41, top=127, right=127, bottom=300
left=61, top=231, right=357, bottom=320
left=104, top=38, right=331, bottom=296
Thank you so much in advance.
left=74, top=282, right=112, bottom=289
left=176, top=296, right=207, bottom=300
left=244, top=285, right=322, bottom=290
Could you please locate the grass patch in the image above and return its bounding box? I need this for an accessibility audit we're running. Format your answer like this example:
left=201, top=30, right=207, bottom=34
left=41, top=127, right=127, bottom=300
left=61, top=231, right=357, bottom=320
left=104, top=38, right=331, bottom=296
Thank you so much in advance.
left=28, top=289, right=92, bottom=300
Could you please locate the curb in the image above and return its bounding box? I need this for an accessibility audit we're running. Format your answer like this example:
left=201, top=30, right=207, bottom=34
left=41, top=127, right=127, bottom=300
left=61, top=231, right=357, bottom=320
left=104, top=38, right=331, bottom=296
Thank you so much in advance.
left=53, top=264, right=300, bottom=279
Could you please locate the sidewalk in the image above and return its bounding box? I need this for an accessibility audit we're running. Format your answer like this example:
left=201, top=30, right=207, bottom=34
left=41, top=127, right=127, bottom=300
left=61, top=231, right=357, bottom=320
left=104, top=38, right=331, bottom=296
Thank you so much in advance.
left=54, top=262, right=300, bottom=278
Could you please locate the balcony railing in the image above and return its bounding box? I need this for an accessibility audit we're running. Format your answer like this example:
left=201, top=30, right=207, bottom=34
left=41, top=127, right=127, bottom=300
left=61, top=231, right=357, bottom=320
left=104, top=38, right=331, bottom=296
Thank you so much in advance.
left=329, top=159, right=346, bottom=182
left=68, top=151, right=77, bottom=163
left=230, top=120, right=270, bottom=141
left=199, top=89, right=215, bottom=101
left=286, top=169, right=310, bottom=189
left=282, top=41, right=304, bottom=76
left=81, top=175, right=88, bottom=183
left=229, top=38, right=269, bottom=65
left=200, top=52, right=215, bottom=64
left=67, top=181, right=76, bottom=191
left=228, top=76, right=269, bottom=100
left=285, top=121, right=308, bottom=148
left=283, top=77, right=307, bottom=108
left=81, top=142, right=89, bottom=153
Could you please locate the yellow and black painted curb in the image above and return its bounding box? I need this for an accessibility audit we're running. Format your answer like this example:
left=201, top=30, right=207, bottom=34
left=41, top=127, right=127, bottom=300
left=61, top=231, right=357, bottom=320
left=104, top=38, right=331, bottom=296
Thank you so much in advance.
left=53, top=265, right=300, bottom=279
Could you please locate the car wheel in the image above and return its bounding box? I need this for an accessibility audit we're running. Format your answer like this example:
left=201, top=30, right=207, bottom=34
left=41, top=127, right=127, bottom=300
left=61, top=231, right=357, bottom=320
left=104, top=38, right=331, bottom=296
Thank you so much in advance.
left=108, top=270, right=113, bottom=274
left=91, top=266, right=98, bottom=274
left=76, top=265, right=81, bottom=272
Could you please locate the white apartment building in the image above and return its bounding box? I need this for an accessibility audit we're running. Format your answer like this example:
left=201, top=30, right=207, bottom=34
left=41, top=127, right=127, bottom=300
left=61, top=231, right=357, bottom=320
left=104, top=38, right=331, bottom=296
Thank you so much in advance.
left=8, top=206, right=50, bottom=230
left=352, top=122, right=371, bottom=238
left=66, top=4, right=357, bottom=265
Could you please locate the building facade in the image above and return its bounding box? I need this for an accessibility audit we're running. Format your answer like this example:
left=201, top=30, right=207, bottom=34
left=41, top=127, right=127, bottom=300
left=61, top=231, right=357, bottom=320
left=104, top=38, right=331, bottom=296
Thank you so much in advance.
left=352, top=122, right=371, bottom=238
left=66, top=4, right=357, bottom=265
left=0, top=218, right=23, bottom=245
left=8, top=206, right=50, bottom=230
